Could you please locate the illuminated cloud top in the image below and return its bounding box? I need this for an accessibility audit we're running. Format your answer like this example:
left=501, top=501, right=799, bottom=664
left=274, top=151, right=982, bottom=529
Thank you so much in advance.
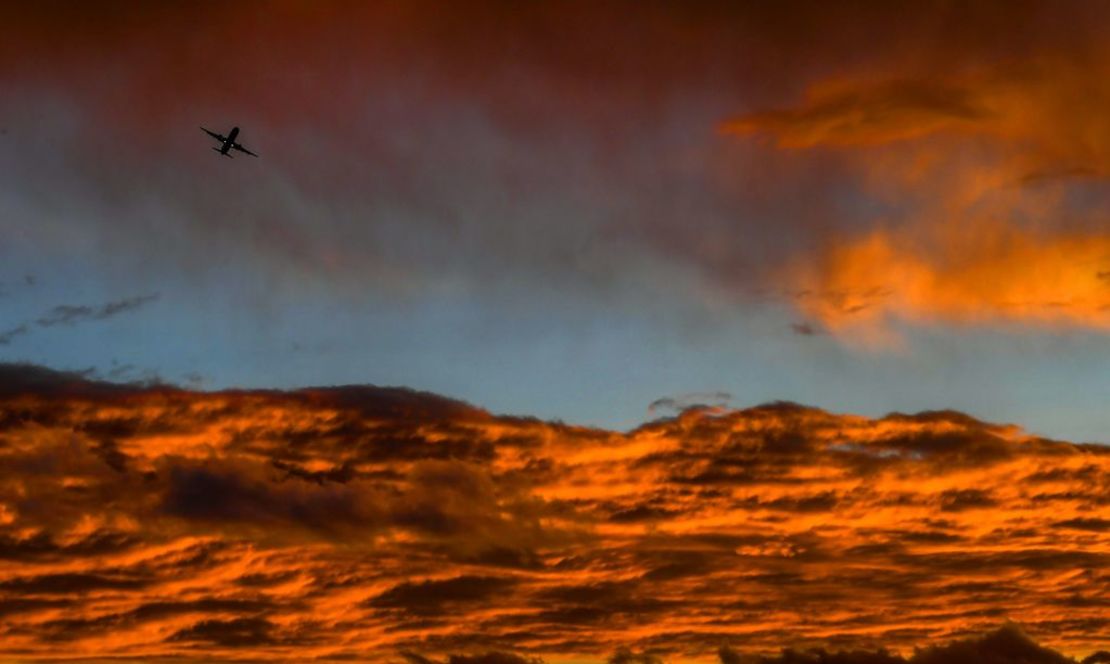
left=0, top=365, right=1106, bottom=660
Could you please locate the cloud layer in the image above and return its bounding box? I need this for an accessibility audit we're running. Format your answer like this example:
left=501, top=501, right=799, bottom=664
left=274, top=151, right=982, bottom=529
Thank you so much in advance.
left=0, top=365, right=1106, bottom=660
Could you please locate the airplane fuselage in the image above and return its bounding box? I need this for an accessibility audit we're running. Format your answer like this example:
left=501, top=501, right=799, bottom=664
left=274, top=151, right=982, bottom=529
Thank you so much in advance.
left=201, top=124, right=256, bottom=158
left=219, top=126, right=241, bottom=155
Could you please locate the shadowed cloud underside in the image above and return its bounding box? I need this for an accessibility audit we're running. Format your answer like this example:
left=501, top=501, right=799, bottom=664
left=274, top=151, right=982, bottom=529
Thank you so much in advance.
left=0, top=365, right=1106, bottom=661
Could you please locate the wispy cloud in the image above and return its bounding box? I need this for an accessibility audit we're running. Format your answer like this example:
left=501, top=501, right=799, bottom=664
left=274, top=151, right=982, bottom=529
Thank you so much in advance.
left=721, top=78, right=989, bottom=148
left=648, top=391, right=732, bottom=416
left=0, top=293, right=158, bottom=347
left=0, top=324, right=28, bottom=345
left=790, top=321, right=822, bottom=336
left=35, top=293, right=159, bottom=327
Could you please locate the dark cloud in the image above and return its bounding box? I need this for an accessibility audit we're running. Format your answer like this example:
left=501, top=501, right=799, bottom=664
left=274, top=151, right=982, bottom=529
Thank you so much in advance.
left=35, top=293, right=159, bottom=327
left=754, top=491, right=842, bottom=513
left=160, top=463, right=379, bottom=536
left=1023, top=466, right=1104, bottom=483
left=368, top=576, right=517, bottom=616
left=0, top=571, right=148, bottom=594
left=133, top=598, right=276, bottom=621
left=649, top=392, right=732, bottom=416
left=402, top=653, right=542, bottom=664
left=1053, top=518, right=1110, bottom=532
left=1018, top=166, right=1102, bottom=186
left=791, top=322, right=822, bottom=336
left=938, top=489, right=998, bottom=512
left=448, top=654, right=543, bottom=664
left=456, top=546, right=544, bottom=570
left=724, top=627, right=1071, bottom=664
left=34, top=598, right=279, bottom=642
left=0, top=598, right=72, bottom=619
left=609, top=648, right=664, bottom=664
left=234, top=570, right=301, bottom=588
left=527, top=578, right=680, bottom=628
left=0, top=323, right=28, bottom=345
left=912, top=625, right=1072, bottom=664
left=535, top=580, right=638, bottom=605
left=167, top=617, right=278, bottom=648
left=608, top=504, right=684, bottom=523
left=0, top=294, right=159, bottom=349
left=0, top=362, right=138, bottom=396
left=719, top=644, right=743, bottom=664
left=0, top=530, right=136, bottom=561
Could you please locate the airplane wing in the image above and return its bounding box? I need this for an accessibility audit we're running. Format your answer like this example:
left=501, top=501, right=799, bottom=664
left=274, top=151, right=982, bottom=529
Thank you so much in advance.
left=200, top=126, right=226, bottom=142
left=231, top=142, right=258, bottom=157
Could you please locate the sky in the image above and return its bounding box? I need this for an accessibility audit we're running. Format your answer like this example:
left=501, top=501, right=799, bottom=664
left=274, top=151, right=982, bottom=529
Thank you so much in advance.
left=3, top=1, right=1110, bottom=442
left=0, top=1, right=1108, bottom=661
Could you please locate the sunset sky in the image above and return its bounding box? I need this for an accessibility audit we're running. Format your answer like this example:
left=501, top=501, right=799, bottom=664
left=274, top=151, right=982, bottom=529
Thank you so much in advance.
left=0, top=1, right=1108, bottom=662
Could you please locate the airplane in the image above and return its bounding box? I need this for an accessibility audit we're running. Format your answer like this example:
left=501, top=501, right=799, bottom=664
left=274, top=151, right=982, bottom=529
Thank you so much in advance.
left=200, top=125, right=258, bottom=158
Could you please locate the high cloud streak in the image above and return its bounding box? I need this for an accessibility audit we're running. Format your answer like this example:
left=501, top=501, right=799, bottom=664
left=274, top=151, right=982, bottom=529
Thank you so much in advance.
left=0, top=365, right=1106, bottom=660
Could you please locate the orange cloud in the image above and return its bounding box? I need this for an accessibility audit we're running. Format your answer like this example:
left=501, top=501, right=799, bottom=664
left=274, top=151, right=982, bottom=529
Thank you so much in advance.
left=0, top=366, right=1106, bottom=660
left=721, top=78, right=989, bottom=148
left=781, top=221, right=1110, bottom=336
left=723, top=53, right=1110, bottom=340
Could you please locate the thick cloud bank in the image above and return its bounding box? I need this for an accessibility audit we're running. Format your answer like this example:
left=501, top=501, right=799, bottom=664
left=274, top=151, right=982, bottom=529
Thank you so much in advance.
left=0, top=365, right=1105, bottom=660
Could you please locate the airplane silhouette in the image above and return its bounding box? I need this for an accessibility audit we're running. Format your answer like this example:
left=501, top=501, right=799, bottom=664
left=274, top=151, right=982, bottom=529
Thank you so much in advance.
left=200, top=126, right=258, bottom=158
